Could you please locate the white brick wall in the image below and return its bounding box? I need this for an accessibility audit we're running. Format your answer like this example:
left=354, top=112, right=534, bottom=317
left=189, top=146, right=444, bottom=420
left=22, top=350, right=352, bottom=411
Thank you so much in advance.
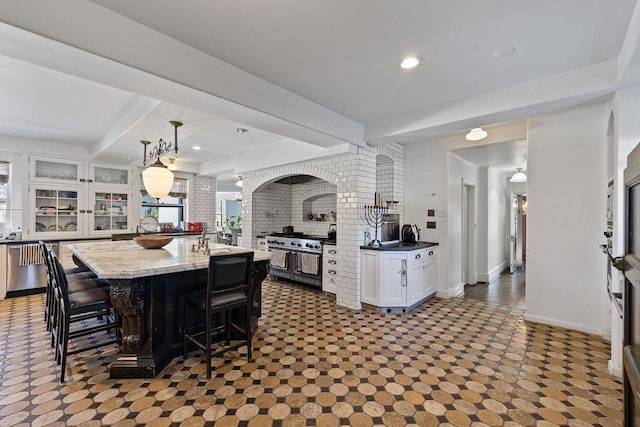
left=191, top=176, right=216, bottom=231
left=242, top=143, right=404, bottom=310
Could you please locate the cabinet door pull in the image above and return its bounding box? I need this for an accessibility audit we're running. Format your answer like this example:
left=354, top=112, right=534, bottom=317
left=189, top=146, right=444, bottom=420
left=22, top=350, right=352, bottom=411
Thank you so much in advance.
left=329, top=249, right=337, bottom=255
left=87, top=179, right=93, bottom=183
left=328, top=259, right=337, bottom=265
left=429, top=251, right=434, bottom=256
left=328, top=269, right=337, bottom=275
left=79, top=209, right=86, bottom=213
left=415, top=253, right=421, bottom=260
left=79, top=178, right=86, bottom=182
left=86, top=210, right=93, bottom=213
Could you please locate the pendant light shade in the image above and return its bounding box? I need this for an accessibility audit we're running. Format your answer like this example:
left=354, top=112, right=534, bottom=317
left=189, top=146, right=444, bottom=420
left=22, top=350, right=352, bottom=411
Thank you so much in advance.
left=236, top=175, right=243, bottom=187
left=510, top=168, right=527, bottom=183
left=143, top=158, right=174, bottom=199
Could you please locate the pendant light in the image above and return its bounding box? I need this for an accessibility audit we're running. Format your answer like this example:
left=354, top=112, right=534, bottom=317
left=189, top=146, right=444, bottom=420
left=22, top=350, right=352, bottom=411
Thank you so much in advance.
left=141, top=121, right=183, bottom=200
left=510, top=168, right=527, bottom=183
left=142, top=158, right=174, bottom=200
left=465, top=127, right=487, bottom=141
left=236, top=175, right=243, bottom=187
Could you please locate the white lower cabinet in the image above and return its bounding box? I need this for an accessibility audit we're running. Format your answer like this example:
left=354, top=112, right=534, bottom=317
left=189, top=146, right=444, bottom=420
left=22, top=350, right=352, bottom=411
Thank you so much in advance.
left=322, top=245, right=338, bottom=294
left=361, top=246, right=437, bottom=312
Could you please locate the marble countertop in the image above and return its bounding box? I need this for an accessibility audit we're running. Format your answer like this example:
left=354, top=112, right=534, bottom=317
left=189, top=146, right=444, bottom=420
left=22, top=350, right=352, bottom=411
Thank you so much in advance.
left=360, top=241, right=439, bottom=251
left=69, top=238, right=271, bottom=279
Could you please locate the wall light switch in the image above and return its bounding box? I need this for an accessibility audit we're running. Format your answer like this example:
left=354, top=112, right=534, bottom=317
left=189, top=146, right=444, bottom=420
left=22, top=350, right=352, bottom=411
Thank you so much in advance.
left=426, top=221, right=436, bottom=229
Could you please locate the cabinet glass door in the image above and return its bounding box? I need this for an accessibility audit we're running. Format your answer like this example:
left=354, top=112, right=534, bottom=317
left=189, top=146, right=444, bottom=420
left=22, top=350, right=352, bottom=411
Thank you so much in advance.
left=90, top=164, right=131, bottom=186
left=92, top=191, right=129, bottom=233
left=31, top=157, right=82, bottom=182
left=33, top=188, right=81, bottom=235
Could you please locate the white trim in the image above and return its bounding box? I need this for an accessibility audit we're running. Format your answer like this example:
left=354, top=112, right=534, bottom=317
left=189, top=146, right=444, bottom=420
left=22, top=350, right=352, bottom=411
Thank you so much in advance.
left=437, top=282, right=464, bottom=298
left=524, top=313, right=604, bottom=335
left=477, top=261, right=507, bottom=283
left=608, top=359, right=623, bottom=377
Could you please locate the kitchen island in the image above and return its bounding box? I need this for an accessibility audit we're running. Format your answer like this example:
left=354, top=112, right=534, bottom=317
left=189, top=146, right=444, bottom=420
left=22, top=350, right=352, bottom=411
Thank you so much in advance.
left=69, top=238, right=271, bottom=378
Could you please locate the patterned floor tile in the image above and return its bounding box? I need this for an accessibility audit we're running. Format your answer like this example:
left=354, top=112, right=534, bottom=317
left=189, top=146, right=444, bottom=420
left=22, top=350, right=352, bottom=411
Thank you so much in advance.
left=0, top=278, right=622, bottom=426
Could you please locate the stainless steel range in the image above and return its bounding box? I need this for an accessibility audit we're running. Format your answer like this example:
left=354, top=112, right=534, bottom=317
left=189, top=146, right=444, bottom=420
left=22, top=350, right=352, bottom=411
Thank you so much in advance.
left=267, top=234, right=322, bottom=287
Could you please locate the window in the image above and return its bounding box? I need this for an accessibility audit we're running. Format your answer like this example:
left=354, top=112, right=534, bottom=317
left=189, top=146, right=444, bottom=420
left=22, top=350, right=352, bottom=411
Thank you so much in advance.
left=141, top=177, right=187, bottom=230
left=0, top=161, right=9, bottom=226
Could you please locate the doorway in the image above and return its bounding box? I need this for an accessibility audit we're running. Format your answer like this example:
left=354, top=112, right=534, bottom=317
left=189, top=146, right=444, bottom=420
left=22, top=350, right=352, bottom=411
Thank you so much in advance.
left=509, top=193, right=527, bottom=272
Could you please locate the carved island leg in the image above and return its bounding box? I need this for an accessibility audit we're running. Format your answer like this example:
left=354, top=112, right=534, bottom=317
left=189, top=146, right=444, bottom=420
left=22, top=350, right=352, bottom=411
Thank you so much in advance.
left=108, top=279, right=159, bottom=378
left=250, top=261, right=269, bottom=332
left=110, top=279, right=145, bottom=353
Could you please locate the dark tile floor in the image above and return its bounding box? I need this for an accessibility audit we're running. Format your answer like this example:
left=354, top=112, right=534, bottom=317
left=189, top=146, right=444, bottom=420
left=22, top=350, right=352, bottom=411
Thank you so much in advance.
left=0, top=277, right=622, bottom=426
left=464, top=266, right=526, bottom=309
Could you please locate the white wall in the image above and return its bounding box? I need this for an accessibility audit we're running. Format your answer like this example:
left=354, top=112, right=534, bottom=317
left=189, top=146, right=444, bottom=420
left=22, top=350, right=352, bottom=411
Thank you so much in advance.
left=526, top=102, right=608, bottom=335
left=486, top=167, right=508, bottom=281
left=404, top=140, right=449, bottom=294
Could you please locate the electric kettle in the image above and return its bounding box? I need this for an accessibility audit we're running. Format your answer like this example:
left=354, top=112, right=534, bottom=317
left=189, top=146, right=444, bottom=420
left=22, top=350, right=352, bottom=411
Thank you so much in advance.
left=401, top=224, right=416, bottom=243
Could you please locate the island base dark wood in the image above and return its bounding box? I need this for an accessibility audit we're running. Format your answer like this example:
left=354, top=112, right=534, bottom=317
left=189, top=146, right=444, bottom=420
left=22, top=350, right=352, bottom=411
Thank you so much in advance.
left=108, top=260, right=269, bottom=379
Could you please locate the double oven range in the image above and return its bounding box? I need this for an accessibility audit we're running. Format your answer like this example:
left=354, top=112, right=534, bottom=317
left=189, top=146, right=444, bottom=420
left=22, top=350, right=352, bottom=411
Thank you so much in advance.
left=267, top=232, right=323, bottom=288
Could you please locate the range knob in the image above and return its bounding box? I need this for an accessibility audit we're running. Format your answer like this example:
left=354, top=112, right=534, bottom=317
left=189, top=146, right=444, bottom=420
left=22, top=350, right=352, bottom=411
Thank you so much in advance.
left=306, top=243, right=313, bottom=248
left=291, top=242, right=296, bottom=246
left=314, top=244, right=320, bottom=249
left=297, top=243, right=302, bottom=247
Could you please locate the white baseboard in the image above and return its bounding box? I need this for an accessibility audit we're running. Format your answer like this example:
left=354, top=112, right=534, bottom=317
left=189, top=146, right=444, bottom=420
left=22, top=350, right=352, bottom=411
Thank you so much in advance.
left=524, top=313, right=604, bottom=336
left=477, top=261, right=507, bottom=283
left=608, top=359, right=623, bottom=377
left=437, top=282, right=464, bottom=298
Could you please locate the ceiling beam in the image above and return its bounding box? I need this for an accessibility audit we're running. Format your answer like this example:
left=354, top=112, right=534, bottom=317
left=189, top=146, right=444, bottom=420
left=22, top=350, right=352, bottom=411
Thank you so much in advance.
left=0, top=3, right=364, bottom=148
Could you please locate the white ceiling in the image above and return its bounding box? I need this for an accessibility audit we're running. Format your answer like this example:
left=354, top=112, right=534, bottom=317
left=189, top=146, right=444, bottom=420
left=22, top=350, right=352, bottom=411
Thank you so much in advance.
left=0, top=0, right=639, bottom=183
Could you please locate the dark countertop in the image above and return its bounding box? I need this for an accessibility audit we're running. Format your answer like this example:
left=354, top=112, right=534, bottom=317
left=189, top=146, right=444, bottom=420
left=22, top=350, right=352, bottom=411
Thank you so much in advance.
left=360, top=241, right=439, bottom=251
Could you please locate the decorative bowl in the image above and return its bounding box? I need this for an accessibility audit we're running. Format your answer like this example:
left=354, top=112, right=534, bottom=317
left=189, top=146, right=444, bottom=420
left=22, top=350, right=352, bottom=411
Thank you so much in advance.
left=133, top=235, right=173, bottom=249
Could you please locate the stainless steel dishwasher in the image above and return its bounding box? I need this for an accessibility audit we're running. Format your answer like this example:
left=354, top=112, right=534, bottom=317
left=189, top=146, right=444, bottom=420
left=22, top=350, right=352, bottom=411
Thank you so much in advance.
left=7, top=242, right=57, bottom=293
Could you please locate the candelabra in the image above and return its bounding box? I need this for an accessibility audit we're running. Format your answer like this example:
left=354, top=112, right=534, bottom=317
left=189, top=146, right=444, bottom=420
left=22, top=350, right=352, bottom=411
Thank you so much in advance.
left=363, top=204, right=388, bottom=247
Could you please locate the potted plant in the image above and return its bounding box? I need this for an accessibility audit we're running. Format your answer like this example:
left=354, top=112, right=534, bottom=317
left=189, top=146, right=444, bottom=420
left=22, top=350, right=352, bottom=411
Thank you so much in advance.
left=225, top=215, right=242, bottom=230
left=224, top=215, right=242, bottom=245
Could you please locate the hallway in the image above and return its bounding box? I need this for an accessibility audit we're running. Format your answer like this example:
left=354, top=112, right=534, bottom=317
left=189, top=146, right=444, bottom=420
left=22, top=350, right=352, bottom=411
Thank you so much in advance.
left=463, top=266, right=526, bottom=309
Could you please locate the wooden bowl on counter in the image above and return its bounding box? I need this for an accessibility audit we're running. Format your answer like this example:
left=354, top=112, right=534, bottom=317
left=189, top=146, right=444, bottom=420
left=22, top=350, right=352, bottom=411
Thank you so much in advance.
left=133, top=235, right=173, bottom=249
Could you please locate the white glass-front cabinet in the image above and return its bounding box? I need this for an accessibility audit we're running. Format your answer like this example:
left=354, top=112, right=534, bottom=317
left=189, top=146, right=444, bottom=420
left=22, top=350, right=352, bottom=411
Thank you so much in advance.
left=28, top=186, right=134, bottom=237
left=29, top=156, right=84, bottom=184
left=29, top=156, right=133, bottom=188
left=29, top=185, right=85, bottom=238
left=89, top=163, right=132, bottom=187
left=89, top=189, right=132, bottom=235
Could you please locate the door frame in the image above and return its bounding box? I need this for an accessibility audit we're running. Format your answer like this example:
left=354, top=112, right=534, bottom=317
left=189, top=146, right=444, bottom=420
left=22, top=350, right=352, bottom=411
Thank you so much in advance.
left=462, top=179, right=476, bottom=285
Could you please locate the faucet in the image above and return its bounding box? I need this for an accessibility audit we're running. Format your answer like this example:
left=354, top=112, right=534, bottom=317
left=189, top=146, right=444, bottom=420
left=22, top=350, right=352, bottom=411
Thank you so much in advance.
left=191, top=231, right=211, bottom=255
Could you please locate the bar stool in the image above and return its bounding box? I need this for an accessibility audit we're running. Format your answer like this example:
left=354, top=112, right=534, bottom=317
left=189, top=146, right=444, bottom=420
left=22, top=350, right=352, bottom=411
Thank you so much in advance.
left=183, top=252, right=254, bottom=379
left=40, top=242, right=107, bottom=334
left=49, top=251, right=121, bottom=382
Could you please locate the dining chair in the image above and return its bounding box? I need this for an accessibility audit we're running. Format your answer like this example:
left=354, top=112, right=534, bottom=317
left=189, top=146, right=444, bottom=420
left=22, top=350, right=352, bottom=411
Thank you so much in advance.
left=49, top=251, right=121, bottom=382
left=183, top=251, right=254, bottom=379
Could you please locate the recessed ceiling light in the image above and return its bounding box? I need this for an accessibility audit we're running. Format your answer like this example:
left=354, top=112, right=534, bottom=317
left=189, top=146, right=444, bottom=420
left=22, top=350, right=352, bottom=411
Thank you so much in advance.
left=236, top=128, right=249, bottom=133
left=192, top=145, right=201, bottom=151
left=400, top=56, right=420, bottom=69
left=493, top=47, right=516, bottom=59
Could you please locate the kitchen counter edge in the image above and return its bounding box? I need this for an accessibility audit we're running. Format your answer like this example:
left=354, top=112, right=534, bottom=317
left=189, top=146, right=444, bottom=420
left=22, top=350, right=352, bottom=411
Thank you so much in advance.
left=360, top=242, right=439, bottom=251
